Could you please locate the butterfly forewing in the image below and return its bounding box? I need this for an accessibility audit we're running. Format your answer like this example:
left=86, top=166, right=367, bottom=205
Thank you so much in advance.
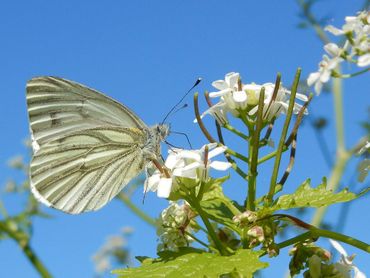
left=26, top=77, right=151, bottom=214
left=27, top=77, right=147, bottom=149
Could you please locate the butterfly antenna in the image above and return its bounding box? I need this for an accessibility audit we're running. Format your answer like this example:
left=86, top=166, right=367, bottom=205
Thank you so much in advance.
left=161, top=77, right=202, bottom=124
left=170, top=131, right=193, bottom=149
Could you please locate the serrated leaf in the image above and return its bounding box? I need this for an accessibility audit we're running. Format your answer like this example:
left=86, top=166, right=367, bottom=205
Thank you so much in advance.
left=262, top=179, right=357, bottom=215
left=113, top=249, right=268, bottom=278
left=200, top=177, right=241, bottom=232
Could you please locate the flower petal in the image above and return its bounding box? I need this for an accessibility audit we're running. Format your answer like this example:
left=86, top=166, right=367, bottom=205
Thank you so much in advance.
left=212, top=80, right=227, bottom=90
left=210, top=161, right=232, bottom=171
left=208, top=146, right=227, bottom=158
left=157, top=178, right=173, bottom=198
left=233, top=90, right=247, bottom=103
left=329, top=239, right=348, bottom=257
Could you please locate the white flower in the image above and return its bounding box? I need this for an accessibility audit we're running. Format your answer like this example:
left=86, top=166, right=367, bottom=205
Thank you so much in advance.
left=307, top=54, right=343, bottom=95
left=209, top=72, right=248, bottom=117
left=357, top=53, right=370, bottom=67
left=202, top=72, right=308, bottom=122
left=156, top=202, right=194, bottom=252
left=325, top=11, right=370, bottom=36
left=329, top=239, right=366, bottom=278
left=195, top=99, right=229, bottom=125
left=245, top=83, right=308, bottom=121
left=325, top=11, right=370, bottom=68
left=145, top=143, right=232, bottom=198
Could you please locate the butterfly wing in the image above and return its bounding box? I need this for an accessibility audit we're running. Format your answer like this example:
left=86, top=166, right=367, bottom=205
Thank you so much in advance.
left=26, top=77, right=149, bottom=214
left=27, top=76, right=147, bottom=150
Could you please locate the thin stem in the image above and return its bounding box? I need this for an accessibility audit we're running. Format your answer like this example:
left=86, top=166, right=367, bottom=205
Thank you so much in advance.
left=194, top=92, right=217, bottom=143
left=246, top=88, right=265, bottom=211
left=277, top=134, right=297, bottom=188
left=187, top=197, right=228, bottom=255
left=310, top=150, right=350, bottom=226
left=310, top=228, right=370, bottom=253
left=257, top=146, right=289, bottom=164
left=284, top=94, right=313, bottom=146
left=225, top=148, right=249, bottom=163
left=184, top=230, right=209, bottom=249
left=259, top=232, right=313, bottom=257
left=333, top=69, right=345, bottom=153
left=224, top=124, right=250, bottom=141
left=263, top=119, right=275, bottom=142
left=338, top=67, right=370, bottom=78
left=266, top=69, right=301, bottom=205
left=273, top=214, right=370, bottom=252
left=0, top=222, right=52, bottom=278
left=311, top=137, right=369, bottom=226
left=116, top=193, right=156, bottom=227
left=215, top=120, right=248, bottom=179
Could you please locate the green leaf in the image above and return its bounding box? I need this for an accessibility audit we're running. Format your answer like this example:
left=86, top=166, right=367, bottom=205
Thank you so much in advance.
left=113, top=248, right=268, bottom=278
left=262, top=179, right=357, bottom=215
left=200, top=176, right=241, bottom=233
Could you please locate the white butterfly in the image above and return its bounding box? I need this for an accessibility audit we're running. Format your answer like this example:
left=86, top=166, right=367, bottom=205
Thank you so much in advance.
left=26, top=77, right=169, bottom=214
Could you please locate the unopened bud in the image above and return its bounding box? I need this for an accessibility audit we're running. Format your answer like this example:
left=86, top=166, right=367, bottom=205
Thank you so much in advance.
left=247, top=226, right=264, bottom=242
left=233, top=210, right=257, bottom=225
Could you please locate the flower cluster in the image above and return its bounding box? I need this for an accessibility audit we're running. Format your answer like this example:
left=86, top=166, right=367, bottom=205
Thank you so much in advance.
left=156, top=202, right=195, bottom=252
left=308, top=11, right=370, bottom=94
left=199, top=72, right=308, bottom=124
left=145, top=143, right=231, bottom=198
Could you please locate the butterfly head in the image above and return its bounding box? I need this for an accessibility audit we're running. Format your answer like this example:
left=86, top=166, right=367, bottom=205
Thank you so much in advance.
left=155, top=123, right=170, bottom=141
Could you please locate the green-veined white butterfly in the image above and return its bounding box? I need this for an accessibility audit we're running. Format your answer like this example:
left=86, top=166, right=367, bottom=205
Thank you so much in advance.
left=26, top=77, right=169, bottom=214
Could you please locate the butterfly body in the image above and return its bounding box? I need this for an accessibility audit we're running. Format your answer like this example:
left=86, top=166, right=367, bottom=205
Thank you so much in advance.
left=26, top=77, right=168, bottom=214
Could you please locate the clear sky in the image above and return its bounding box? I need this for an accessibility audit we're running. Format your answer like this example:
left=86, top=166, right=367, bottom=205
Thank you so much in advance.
left=0, top=1, right=369, bottom=277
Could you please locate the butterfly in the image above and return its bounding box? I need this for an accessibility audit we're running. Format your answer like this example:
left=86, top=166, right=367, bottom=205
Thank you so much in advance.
left=26, top=77, right=169, bottom=214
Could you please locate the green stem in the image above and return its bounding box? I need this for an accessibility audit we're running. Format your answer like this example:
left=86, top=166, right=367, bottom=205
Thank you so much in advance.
left=310, top=150, right=350, bottom=226
left=184, top=231, right=209, bottom=249
left=246, top=89, right=265, bottom=211
left=259, top=232, right=312, bottom=257
left=310, top=227, right=370, bottom=253
left=224, top=124, right=250, bottom=141
left=116, top=193, right=156, bottom=227
left=0, top=222, right=52, bottom=278
left=311, top=66, right=346, bottom=227
left=188, top=198, right=228, bottom=255
left=333, top=72, right=345, bottom=153
left=225, top=148, right=249, bottom=163
left=338, top=67, right=370, bottom=78
left=257, top=146, right=289, bottom=164
left=266, top=69, right=301, bottom=205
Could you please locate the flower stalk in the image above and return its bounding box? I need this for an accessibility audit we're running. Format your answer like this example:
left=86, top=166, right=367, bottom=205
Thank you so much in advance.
left=266, top=69, right=301, bottom=205
left=246, top=88, right=265, bottom=211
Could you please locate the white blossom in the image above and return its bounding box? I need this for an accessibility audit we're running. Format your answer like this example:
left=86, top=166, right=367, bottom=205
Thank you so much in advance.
left=195, top=99, right=229, bottom=125
left=208, top=72, right=248, bottom=117
left=202, top=72, right=308, bottom=122
left=156, top=202, right=194, bottom=252
left=329, top=239, right=366, bottom=278
left=325, top=11, right=370, bottom=67
left=307, top=48, right=344, bottom=95
left=145, top=143, right=231, bottom=198
left=244, top=83, right=308, bottom=121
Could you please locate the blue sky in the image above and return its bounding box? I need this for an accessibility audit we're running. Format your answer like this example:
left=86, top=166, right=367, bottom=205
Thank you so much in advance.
left=0, top=1, right=369, bottom=277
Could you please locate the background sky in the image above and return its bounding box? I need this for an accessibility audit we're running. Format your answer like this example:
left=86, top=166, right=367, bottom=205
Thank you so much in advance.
left=0, top=1, right=369, bottom=277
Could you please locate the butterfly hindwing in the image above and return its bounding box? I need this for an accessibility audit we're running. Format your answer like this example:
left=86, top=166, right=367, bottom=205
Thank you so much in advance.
left=30, top=126, right=146, bottom=214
